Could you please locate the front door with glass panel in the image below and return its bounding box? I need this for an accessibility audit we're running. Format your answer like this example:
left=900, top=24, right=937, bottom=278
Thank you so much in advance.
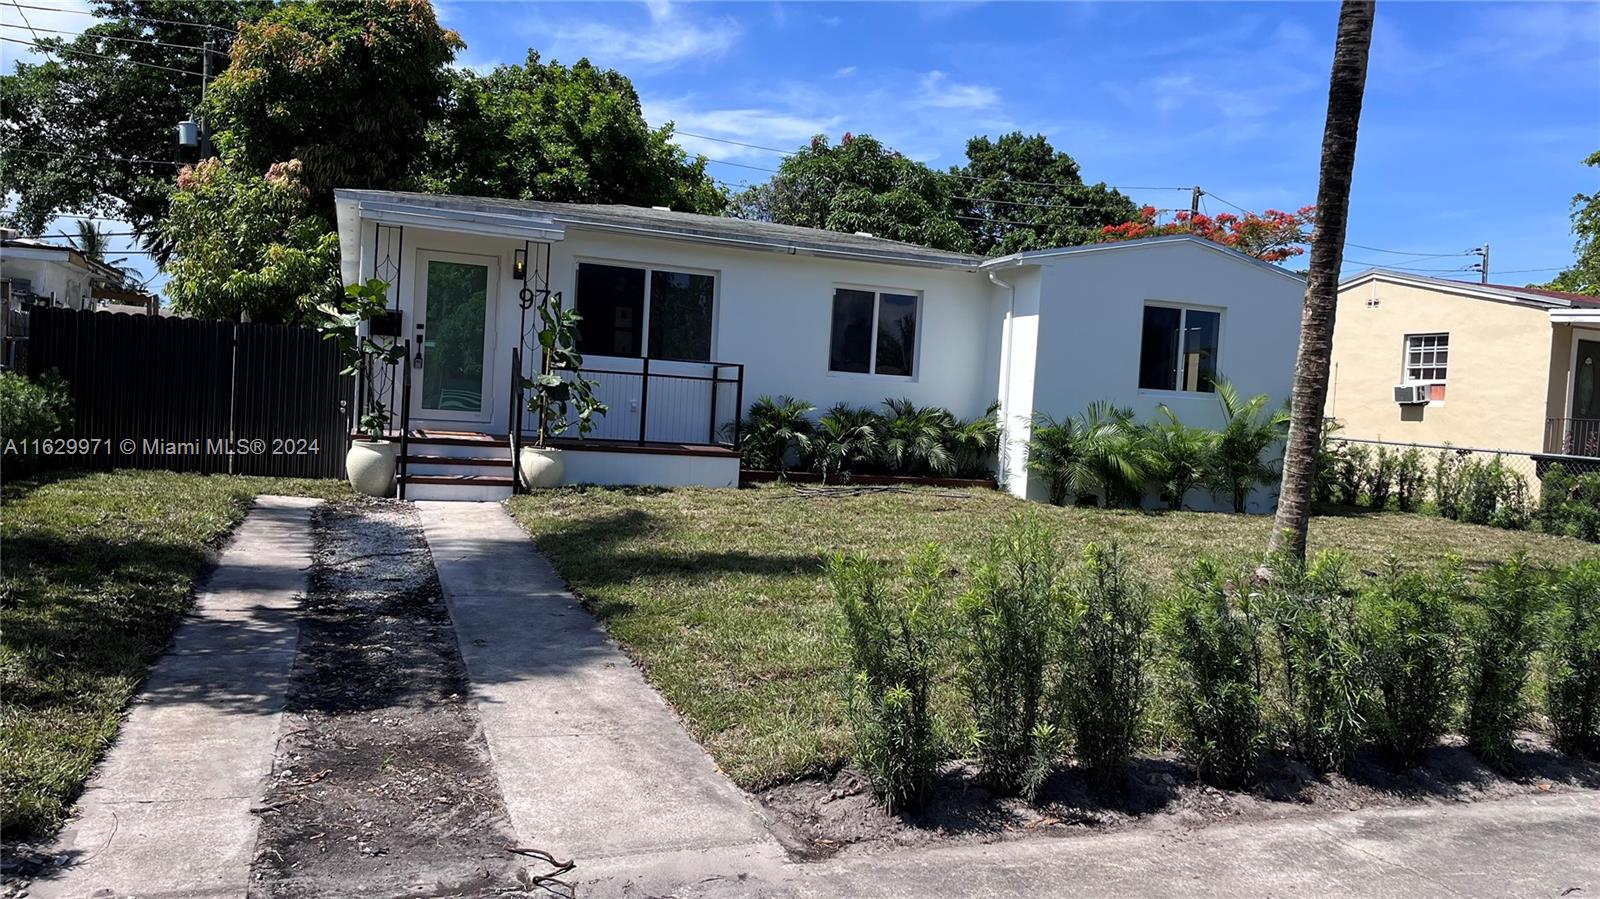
left=414, top=251, right=498, bottom=423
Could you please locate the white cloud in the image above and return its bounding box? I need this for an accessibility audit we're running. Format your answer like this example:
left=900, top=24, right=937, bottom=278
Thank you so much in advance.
left=916, top=70, right=999, bottom=110
left=834, top=65, right=856, bottom=78
left=645, top=97, right=839, bottom=161
left=536, top=0, right=741, bottom=68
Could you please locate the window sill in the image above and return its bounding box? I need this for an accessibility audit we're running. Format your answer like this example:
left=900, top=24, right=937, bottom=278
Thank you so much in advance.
left=1137, top=388, right=1217, bottom=399
left=827, top=369, right=919, bottom=384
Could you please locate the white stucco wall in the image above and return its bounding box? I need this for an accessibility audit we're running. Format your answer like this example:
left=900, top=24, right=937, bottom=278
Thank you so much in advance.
left=1000, top=240, right=1305, bottom=510
left=355, top=220, right=1302, bottom=511
left=368, top=222, right=1002, bottom=439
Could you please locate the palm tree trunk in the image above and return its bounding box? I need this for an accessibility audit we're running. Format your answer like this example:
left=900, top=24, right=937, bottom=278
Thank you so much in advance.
left=1269, top=1, right=1376, bottom=559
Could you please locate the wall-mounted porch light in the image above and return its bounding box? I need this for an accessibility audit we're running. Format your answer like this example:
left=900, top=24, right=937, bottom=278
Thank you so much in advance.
left=513, top=245, right=528, bottom=282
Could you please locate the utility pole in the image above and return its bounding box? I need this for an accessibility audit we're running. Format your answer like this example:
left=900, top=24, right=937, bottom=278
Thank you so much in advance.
left=1472, top=242, right=1489, bottom=284
left=1190, top=186, right=1203, bottom=227
left=199, top=38, right=214, bottom=160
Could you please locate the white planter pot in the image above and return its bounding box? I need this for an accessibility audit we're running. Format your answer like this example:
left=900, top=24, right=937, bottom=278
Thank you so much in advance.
left=347, top=440, right=398, bottom=497
left=518, top=445, right=565, bottom=488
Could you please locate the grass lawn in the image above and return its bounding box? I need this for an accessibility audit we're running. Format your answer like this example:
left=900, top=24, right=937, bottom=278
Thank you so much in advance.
left=507, top=484, right=1600, bottom=791
left=0, top=469, right=350, bottom=839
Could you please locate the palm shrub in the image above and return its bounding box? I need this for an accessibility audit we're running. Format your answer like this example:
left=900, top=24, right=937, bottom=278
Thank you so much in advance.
left=877, top=398, right=956, bottom=477
left=830, top=547, right=947, bottom=812
left=948, top=402, right=1001, bottom=478
left=1393, top=447, right=1427, bottom=512
left=1208, top=381, right=1288, bottom=513
left=1361, top=561, right=1462, bottom=766
left=1463, top=554, right=1549, bottom=768
left=1160, top=560, right=1267, bottom=788
left=958, top=513, right=1070, bottom=798
left=1546, top=561, right=1600, bottom=759
left=1263, top=553, right=1372, bottom=772
left=1313, top=420, right=1345, bottom=504
left=1143, top=406, right=1216, bottom=510
left=743, top=395, right=815, bottom=473
left=811, top=403, right=881, bottom=484
left=1026, top=403, right=1147, bottom=507
left=1064, top=542, right=1152, bottom=792
left=1366, top=446, right=1398, bottom=510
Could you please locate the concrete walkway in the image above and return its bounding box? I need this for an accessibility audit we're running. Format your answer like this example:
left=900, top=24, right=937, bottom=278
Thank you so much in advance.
left=415, top=501, right=782, bottom=878
left=31, top=495, right=321, bottom=899
left=594, top=791, right=1600, bottom=898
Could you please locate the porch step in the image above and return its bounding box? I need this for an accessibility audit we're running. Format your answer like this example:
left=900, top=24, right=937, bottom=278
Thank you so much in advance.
left=404, top=454, right=512, bottom=479
left=399, top=473, right=513, bottom=503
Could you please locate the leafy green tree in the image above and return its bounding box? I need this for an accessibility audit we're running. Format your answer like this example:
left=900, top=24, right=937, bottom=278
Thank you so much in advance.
left=1542, top=151, right=1600, bottom=296
left=732, top=134, right=970, bottom=252
left=204, top=0, right=463, bottom=204
left=422, top=53, right=723, bottom=214
left=951, top=133, right=1139, bottom=256
left=0, top=0, right=270, bottom=236
left=162, top=159, right=339, bottom=323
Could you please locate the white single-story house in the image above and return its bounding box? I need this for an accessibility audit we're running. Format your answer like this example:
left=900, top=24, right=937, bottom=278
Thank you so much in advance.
left=333, top=189, right=1304, bottom=504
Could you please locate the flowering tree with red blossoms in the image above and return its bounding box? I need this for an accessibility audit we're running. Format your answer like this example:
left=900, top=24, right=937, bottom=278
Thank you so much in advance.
left=1099, top=205, right=1316, bottom=263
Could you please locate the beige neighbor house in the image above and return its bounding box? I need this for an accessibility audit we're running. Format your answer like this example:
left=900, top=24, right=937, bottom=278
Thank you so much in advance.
left=1328, top=270, right=1600, bottom=458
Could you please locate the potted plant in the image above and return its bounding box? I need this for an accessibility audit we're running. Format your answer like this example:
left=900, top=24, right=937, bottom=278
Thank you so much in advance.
left=319, top=279, right=405, bottom=496
left=519, top=294, right=606, bottom=488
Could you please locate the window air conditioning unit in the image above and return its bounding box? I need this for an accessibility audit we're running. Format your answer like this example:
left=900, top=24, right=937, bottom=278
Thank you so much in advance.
left=1393, top=384, right=1429, bottom=405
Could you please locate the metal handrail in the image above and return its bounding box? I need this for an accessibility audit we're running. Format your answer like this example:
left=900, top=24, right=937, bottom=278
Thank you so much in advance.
left=396, top=339, right=412, bottom=499
left=509, top=345, right=525, bottom=494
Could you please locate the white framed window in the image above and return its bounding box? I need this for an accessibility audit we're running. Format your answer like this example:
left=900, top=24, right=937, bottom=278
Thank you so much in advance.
left=1403, top=333, right=1448, bottom=383
left=828, top=286, right=920, bottom=377
left=573, top=260, right=716, bottom=361
left=1138, top=303, right=1221, bottom=393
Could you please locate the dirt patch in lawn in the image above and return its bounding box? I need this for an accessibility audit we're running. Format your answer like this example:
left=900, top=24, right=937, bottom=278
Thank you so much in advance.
left=761, top=732, right=1600, bottom=860
left=249, top=499, right=541, bottom=898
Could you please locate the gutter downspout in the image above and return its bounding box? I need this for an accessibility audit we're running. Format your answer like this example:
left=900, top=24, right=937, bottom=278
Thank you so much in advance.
left=988, top=268, right=1017, bottom=493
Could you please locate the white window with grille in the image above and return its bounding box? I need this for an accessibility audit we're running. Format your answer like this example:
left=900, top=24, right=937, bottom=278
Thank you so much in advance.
left=1404, top=333, right=1448, bottom=383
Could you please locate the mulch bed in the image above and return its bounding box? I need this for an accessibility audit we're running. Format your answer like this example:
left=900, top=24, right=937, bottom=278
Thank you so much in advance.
left=248, top=499, right=539, bottom=898
left=740, top=469, right=998, bottom=489
left=760, top=733, right=1600, bottom=860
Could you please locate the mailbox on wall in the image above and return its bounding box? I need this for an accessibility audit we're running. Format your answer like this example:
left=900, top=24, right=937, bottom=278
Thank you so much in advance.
left=365, top=309, right=403, bottom=338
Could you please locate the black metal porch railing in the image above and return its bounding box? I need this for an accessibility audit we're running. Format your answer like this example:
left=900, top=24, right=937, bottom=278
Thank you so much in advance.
left=1546, top=418, right=1600, bottom=458
left=521, top=355, right=745, bottom=452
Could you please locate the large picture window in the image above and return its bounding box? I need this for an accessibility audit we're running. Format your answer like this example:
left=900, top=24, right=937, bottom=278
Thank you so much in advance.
left=1138, top=303, right=1221, bottom=393
left=829, top=287, right=919, bottom=377
left=574, top=262, right=715, bottom=361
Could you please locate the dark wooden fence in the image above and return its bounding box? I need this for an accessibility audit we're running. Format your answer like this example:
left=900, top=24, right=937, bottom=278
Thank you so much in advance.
left=27, top=306, right=352, bottom=479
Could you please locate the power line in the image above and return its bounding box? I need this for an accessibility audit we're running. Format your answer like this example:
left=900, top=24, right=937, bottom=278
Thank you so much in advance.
left=1343, top=240, right=1472, bottom=258
left=682, top=130, right=1193, bottom=194
left=1, top=35, right=207, bottom=77
left=1199, top=190, right=1251, bottom=215
left=4, top=22, right=216, bottom=53
left=3, top=2, right=237, bottom=35
left=0, top=145, right=184, bottom=166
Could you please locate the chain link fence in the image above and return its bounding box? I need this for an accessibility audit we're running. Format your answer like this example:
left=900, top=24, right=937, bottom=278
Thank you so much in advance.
left=1322, top=436, right=1600, bottom=534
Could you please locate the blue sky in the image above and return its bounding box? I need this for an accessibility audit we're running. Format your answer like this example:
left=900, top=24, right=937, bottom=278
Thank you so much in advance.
left=6, top=0, right=1598, bottom=294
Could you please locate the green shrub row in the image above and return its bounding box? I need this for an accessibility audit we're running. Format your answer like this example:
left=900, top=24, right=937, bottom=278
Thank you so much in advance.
left=1317, top=438, right=1600, bottom=538
left=1538, top=464, right=1600, bottom=542
left=831, top=517, right=1600, bottom=812
left=742, top=396, right=999, bottom=480
left=1028, top=382, right=1286, bottom=512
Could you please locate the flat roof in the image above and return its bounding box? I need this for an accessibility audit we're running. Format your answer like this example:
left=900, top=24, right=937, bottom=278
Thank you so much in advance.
left=335, top=189, right=985, bottom=270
